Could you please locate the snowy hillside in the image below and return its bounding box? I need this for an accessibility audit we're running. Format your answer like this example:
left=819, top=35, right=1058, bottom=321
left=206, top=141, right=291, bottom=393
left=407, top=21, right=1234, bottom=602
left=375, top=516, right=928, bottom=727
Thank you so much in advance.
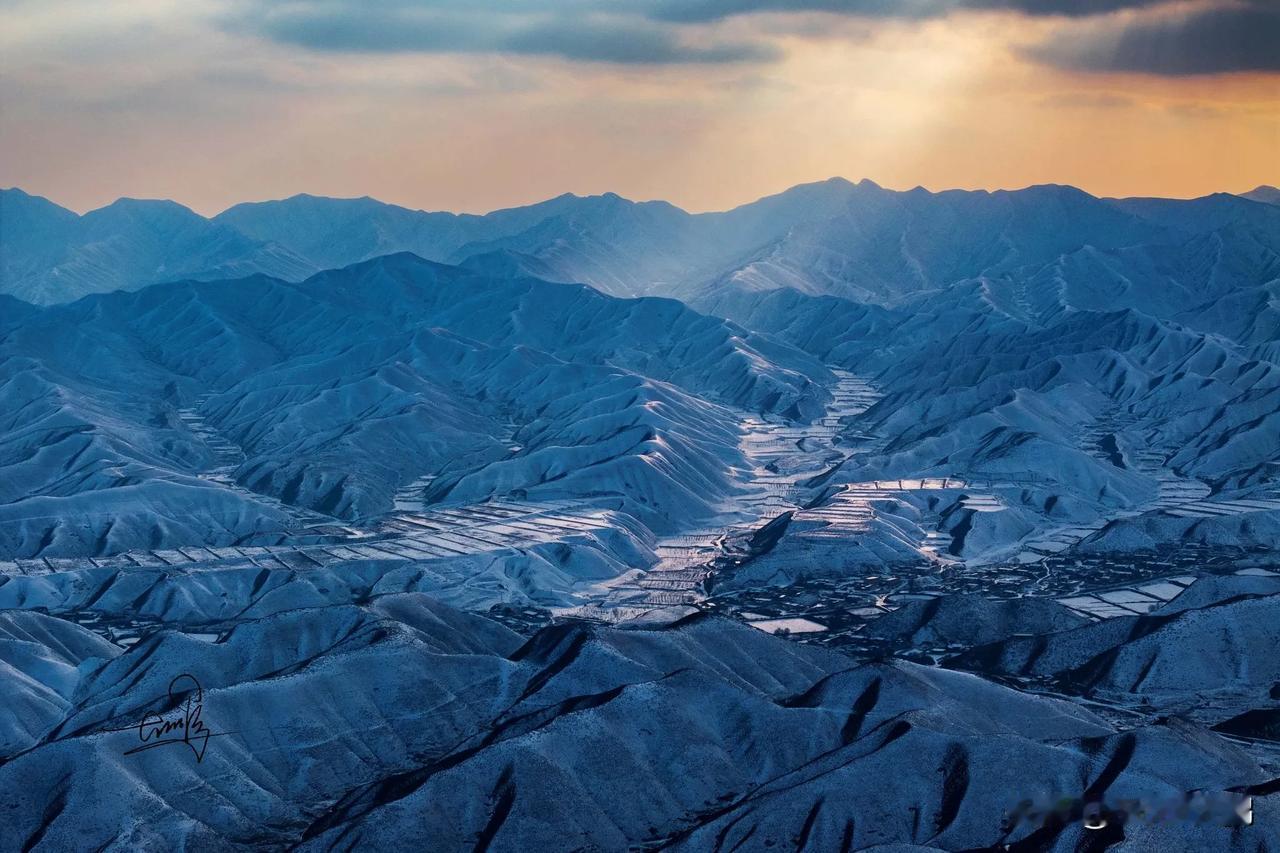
left=10, top=180, right=1279, bottom=307
left=0, top=254, right=829, bottom=563
left=2, top=181, right=1278, bottom=850
left=0, top=190, right=316, bottom=304
left=2, top=599, right=1276, bottom=850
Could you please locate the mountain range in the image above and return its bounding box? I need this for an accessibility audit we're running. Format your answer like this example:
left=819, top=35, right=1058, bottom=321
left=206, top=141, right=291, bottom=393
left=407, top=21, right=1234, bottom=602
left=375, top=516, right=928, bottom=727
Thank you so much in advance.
left=2, top=177, right=1279, bottom=850
left=6, top=180, right=1279, bottom=305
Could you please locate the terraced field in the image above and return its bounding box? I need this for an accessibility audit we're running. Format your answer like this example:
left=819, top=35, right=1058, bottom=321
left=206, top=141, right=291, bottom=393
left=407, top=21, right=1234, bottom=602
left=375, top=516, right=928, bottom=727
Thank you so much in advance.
left=1, top=371, right=887, bottom=626
left=565, top=370, right=884, bottom=619
left=1, top=404, right=615, bottom=578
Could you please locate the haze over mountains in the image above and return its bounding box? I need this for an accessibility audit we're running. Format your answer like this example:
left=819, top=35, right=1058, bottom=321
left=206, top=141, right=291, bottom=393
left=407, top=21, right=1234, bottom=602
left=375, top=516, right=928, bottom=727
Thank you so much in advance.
left=2, top=178, right=1279, bottom=850
left=6, top=180, right=1279, bottom=307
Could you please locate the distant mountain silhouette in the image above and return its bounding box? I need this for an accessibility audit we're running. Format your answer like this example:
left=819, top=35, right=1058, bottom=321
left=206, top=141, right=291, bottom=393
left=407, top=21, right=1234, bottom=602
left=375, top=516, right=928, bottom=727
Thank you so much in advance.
left=6, top=180, right=1278, bottom=306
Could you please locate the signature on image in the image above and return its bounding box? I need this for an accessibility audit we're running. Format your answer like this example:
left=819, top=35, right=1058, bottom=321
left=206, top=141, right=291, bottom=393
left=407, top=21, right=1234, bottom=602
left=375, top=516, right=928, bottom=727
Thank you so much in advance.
left=121, top=674, right=225, bottom=763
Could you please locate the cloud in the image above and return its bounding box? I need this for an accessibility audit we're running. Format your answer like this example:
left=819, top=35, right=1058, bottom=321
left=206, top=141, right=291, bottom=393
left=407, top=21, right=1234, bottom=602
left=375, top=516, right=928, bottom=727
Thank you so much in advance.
left=1164, top=101, right=1225, bottom=119
left=503, top=19, right=779, bottom=64
left=649, top=0, right=949, bottom=23
left=229, top=2, right=777, bottom=65
left=648, top=0, right=1169, bottom=23
left=967, top=0, right=1168, bottom=13
left=222, top=0, right=1277, bottom=77
left=240, top=7, right=485, bottom=54
left=1037, top=91, right=1137, bottom=109
left=1026, top=1, right=1280, bottom=76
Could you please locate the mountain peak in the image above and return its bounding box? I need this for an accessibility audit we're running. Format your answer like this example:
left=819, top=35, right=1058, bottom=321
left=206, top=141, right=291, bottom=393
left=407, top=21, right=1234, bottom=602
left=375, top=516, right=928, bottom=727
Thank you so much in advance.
left=1011, top=183, right=1096, bottom=200
left=101, top=196, right=191, bottom=210
left=1240, top=185, right=1280, bottom=205
left=89, top=196, right=202, bottom=222
left=0, top=187, right=79, bottom=220
left=276, top=192, right=398, bottom=208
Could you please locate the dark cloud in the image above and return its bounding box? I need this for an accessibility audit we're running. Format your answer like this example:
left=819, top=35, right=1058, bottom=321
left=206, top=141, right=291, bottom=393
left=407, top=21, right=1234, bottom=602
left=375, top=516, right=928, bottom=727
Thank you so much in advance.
left=650, top=0, right=947, bottom=23
left=503, top=20, right=779, bottom=64
left=1027, top=2, right=1280, bottom=76
left=648, top=0, right=1169, bottom=24
left=231, top=2, right=776, bottom=65
left=227, top=0, right=1279, bottom=77
left=962, top=0, right=1169, bottom=16
left=244, top=8, right=485, bottom=53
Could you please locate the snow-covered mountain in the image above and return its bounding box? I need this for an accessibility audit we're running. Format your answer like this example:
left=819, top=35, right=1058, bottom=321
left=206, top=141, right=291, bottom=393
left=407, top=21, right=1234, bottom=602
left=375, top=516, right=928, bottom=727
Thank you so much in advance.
left=1241, top=185, right=1280, bottom=206
left=0, top=189, right=316, bottom=304
left=0, top=253, right=828, bottom=560
left=3, top=180, right=1279, bottom=850
left=2, top=596, right=1275, bottom=850
left=4, top=189, right=1277, bottom=571
left=701, top=278, right=1280, bottom=573
left=11, top=179, right=1279, bottom=307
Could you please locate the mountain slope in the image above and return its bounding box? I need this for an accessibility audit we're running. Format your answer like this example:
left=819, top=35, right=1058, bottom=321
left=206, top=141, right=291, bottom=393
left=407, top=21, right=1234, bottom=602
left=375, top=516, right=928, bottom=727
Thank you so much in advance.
left=13, top=180, right=1278, bottom=306
left=0, top=597, right=1273, bottom=851
left=0, top=189, right=316, bottom=304
left=1241, top=185, right=1280, bottom=205
left=0, top=254, right=832, bottom=557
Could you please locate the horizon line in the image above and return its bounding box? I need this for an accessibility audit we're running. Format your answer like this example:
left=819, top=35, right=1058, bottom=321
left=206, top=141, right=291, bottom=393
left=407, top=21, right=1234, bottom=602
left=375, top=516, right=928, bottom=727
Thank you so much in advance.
left=5, top=176, right=1278, bottom=220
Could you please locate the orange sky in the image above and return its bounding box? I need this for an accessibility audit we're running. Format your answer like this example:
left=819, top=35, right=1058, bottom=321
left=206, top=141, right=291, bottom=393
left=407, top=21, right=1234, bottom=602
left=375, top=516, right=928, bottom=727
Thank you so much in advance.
left=1, top=2, right=1276, bottom=215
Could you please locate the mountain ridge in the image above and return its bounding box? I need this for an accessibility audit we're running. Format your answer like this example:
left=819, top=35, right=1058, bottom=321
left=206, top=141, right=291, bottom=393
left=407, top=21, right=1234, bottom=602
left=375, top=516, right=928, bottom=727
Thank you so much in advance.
left=7, top=180, right=1278, bottom=305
